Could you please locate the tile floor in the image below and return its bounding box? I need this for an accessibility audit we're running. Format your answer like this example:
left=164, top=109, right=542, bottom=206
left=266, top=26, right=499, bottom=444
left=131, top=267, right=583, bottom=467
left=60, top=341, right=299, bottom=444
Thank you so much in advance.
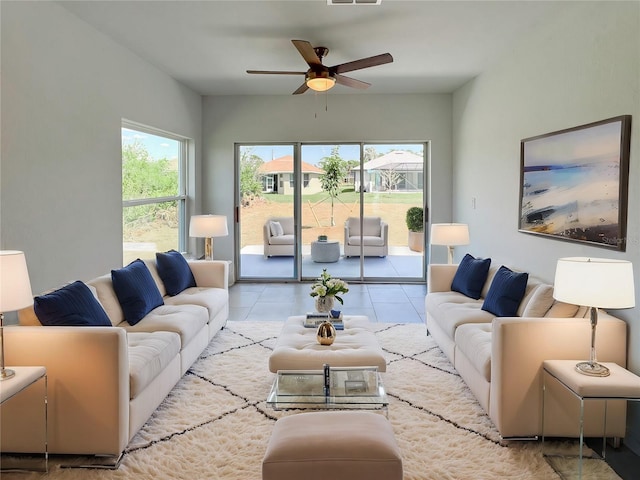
left=228, top=282, right=427, bottom=323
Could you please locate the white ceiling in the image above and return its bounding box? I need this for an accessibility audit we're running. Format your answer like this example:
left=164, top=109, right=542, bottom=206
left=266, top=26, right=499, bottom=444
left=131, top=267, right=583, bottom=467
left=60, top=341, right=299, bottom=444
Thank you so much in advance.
left=57, top=0, right=563, bottom=96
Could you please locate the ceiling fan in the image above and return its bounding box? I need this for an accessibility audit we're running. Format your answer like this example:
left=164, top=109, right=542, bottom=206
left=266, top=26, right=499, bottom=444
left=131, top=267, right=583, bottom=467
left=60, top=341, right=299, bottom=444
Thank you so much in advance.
left=247, top=40, right=393, bottom=95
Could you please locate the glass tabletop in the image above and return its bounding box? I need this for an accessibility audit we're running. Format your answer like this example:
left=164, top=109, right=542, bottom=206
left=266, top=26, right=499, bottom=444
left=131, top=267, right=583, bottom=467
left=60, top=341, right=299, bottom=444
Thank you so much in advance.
left=267, top=366, right=388, bottom=410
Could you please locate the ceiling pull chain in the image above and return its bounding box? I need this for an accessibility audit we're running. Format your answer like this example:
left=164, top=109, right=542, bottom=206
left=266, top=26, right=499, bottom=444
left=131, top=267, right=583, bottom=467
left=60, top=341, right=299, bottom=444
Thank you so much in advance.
left=314, top=91, right=317, bottom=119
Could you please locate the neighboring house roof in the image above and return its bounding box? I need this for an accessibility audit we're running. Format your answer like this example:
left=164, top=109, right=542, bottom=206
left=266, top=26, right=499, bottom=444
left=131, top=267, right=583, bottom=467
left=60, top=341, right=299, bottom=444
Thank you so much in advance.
left=361, top=150, right=424, bottom=171
left=258, top=155, right=324, bottom=174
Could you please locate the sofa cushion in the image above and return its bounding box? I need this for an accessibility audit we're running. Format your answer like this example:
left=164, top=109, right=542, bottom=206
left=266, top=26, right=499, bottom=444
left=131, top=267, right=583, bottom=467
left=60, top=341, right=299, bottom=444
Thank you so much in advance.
left=521, top=284, right=555, bottom=317
left=362, top=217, right=382, bottom=236
left=156, top=250, right=196, bottom=296
left=347, top=217, right=382, bottom=237
left=270, top=234, right=294, bottom=245
left=163, top=286, right=229, bottom=323
left=545, top=301, right=582, bottom=318
left=122, top=304, right=208, bottom=349
left=426, top=292, right=494, bottom=340
left=347, top=235, right=385, bottom=247
left=112, top=259, right=164, bottom=325
left=451, top=254, right=491, bottom=300
left=269, top=221, right=284, bottom=237
left=128, top=331, right=181, bottom=399
left=482, top=266, right=528, bottom=317
left=455, top=323, right=492, bottom=382
left=34, top=281, right=112, bottom=327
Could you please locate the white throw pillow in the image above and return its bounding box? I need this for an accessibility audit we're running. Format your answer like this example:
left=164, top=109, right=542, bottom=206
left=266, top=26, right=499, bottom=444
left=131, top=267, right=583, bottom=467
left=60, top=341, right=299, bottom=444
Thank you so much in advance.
left=270, top=221, right=284, bottom=237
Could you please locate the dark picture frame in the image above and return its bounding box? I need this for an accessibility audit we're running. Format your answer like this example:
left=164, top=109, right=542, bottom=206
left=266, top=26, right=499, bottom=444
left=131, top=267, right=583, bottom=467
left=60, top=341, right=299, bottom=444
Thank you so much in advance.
left=518, top=115, right=631, bottom=251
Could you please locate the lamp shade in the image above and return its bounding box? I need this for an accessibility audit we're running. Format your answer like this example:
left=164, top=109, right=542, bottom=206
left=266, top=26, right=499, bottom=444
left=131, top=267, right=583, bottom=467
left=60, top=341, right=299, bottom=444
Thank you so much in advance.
left=430, top=224, right=470, bottom=246
left=0, top=250, right=34, bottom=312
left=189, top=215, right=229, bottom=238
left=553, top=257, right=635, bottom=309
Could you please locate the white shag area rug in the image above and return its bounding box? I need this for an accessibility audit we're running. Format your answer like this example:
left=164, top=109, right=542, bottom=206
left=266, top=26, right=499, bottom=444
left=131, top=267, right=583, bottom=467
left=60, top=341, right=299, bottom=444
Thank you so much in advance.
left=4, top=322, right=621, bottom=480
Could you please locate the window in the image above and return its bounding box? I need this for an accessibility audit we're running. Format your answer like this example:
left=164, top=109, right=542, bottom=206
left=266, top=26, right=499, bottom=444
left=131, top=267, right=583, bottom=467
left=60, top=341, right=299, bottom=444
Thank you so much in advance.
left=236, top=142, right=426, bottom=282
left=122, top=122, right=188, bottom=265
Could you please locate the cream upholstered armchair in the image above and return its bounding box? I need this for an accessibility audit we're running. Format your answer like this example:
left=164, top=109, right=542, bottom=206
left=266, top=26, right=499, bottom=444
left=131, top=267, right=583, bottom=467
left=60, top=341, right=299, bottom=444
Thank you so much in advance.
left=263, top=217, right=295, bottom=258
left=344, top=216, right=389, bottom=257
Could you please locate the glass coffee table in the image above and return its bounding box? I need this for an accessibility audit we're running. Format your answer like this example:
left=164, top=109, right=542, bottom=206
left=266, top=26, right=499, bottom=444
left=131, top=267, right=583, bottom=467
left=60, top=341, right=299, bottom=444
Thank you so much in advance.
left=267, top=366, right=388, bottom=413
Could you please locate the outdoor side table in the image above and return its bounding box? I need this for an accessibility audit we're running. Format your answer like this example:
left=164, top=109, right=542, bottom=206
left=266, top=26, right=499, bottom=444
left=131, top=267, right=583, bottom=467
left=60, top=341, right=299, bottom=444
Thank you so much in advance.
left=542, top=360, right=640, bottom=479
left=311, top=240, right=340, bottom=263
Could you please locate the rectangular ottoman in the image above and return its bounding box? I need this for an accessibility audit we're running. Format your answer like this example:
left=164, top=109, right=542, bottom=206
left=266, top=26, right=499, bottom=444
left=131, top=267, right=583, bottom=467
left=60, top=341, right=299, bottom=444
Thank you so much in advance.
left=268, top=315, right=386, bottom=373
left=262, top=411, right=402, bottom=480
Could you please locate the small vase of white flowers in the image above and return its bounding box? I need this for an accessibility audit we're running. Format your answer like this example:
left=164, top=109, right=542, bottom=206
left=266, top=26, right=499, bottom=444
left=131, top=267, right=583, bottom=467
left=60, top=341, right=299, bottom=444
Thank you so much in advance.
left=310, top=269, right=349, bottom=313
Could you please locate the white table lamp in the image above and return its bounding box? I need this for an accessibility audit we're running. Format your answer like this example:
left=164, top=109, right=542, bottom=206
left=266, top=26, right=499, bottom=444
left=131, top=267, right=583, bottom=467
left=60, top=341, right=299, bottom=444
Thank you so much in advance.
left=553, top=257, right=635, bottom=377
left=430, top=223, right=470, bottom=264
left=0, top=251, right=34, bottom=380
left=189, top=215, right=229, bottom=261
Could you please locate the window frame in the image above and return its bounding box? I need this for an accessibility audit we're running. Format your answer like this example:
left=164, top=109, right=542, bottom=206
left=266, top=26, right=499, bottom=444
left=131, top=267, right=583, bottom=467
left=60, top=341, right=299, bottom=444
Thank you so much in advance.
left=121, top=120, right=189, bottom=262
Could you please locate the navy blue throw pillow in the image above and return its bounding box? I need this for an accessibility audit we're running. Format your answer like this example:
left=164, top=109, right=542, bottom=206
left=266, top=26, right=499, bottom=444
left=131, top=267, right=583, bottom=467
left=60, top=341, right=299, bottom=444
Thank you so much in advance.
left=482, top=266, right=529, bottom=317
left=34, top=281, right=111, bottom=327
left=111, top=259, right=164, bottom=325
left=450, top=254, right=491, bottom=299
left=156, top=250, right=196, bottom=296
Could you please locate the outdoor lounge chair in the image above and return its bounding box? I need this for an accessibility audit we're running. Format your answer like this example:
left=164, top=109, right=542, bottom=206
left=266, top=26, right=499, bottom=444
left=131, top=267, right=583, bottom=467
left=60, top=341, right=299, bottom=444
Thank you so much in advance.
left=263, top=217, right=295, bottom=258
left=344, top=216, right=388, bottom=257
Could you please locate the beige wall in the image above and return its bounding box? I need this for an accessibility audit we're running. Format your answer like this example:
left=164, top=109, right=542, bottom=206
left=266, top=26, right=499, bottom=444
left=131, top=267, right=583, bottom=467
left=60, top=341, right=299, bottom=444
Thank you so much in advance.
left=0, top=2, right=203, bottom=294
left=453, top=0, right=640, bottom=449
left=202, top=93, right=453, bottom=263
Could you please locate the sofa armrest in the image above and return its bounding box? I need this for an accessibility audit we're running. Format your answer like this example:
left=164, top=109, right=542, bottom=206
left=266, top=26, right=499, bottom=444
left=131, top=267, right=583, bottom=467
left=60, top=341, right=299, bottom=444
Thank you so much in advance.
left=381, top=221, right=389, bottom=242
left=188, top=259, right=228, bottom=290
left=427, top=264, right=458, bottom=293
left=344, top=221, right=350, bottom=245
left=2, top=326, right=130, bottom=455
left=490, top=315, right=627, bottom=438
left=264, top=222, right=272, bottom=245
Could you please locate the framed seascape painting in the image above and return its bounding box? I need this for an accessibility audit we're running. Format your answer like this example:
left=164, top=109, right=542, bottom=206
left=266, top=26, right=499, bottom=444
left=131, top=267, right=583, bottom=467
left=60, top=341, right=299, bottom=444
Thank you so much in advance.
left=518, top=115, right=631, bottom=251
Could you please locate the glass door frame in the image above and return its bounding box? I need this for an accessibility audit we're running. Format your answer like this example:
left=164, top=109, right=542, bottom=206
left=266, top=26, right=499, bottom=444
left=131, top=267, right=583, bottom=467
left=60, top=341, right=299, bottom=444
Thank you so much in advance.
left=235, top=142, right=428, bottom=284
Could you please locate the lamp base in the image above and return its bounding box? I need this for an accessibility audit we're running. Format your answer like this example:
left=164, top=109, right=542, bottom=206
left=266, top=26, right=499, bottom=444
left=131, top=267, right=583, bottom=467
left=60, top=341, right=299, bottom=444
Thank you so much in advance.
left=575, top=361, right=610, bottom=377
left=0, top=367, right=15, bottom=381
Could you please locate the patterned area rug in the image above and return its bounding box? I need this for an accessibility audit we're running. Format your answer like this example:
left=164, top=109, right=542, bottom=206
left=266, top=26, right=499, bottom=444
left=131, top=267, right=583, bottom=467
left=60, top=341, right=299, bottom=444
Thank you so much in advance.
left=4, top=322, right=620, bottom=479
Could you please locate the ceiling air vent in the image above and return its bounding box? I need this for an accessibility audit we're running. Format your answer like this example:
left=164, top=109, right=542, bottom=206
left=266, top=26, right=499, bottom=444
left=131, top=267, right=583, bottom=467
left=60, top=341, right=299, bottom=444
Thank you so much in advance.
left=327, top=0, right=382, bottom=5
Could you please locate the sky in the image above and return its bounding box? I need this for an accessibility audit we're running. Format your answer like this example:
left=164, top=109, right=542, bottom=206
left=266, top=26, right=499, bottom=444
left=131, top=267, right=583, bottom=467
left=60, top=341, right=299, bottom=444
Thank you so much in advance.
left=122, top=127, right=180, bottom=161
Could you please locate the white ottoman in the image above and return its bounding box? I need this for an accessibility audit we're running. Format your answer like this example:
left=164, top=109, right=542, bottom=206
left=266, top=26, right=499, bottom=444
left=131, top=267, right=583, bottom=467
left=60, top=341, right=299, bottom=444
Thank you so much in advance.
left=268, top=315, right=386, bottom=373
left=262, top=411, right=403, bottom=480
left=311, top=240, right=340, bottom=263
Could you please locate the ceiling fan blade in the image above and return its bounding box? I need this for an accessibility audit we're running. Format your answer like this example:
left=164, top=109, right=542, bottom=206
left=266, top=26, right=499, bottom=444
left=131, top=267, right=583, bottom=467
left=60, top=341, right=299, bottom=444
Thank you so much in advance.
left=292, top=40, right=322, bottom=67
left=246, top=70, right=306, bottom=75
left=331, top=53, right=393, bottom=74
left=334, top=74, right=371, bottom=90
left=292, top=83, right=310, bottom=95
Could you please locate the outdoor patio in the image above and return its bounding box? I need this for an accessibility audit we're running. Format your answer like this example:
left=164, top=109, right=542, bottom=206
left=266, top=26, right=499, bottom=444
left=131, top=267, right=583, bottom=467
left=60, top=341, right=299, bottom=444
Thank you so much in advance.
left=239, top=245, right=424, bottom=280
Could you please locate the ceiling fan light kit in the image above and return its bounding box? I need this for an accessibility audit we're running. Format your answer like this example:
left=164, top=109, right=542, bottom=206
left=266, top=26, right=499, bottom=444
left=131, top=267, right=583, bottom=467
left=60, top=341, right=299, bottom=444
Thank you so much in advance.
left=247, top=39, right=392, bottom=95
left=306, top=71, right=336, bottom=92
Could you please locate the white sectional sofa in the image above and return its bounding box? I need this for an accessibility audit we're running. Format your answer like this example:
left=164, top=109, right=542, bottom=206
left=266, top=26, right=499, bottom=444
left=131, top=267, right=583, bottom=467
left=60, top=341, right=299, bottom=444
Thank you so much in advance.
left=2, top=256, right=229, bottom=464
left=425, top=259, right=628, bottom=441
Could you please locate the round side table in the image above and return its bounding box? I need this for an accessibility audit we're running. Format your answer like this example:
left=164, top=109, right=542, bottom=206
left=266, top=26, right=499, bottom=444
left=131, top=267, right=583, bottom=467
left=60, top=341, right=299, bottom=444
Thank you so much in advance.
left=311, top=241, right=340, bottom=263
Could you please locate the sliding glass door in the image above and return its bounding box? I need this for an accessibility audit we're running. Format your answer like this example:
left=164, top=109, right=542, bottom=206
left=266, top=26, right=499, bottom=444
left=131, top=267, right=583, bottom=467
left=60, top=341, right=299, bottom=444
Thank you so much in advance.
left=237, top=144, right=296, bottom=280
left=236, top=142, right=427, bottom=283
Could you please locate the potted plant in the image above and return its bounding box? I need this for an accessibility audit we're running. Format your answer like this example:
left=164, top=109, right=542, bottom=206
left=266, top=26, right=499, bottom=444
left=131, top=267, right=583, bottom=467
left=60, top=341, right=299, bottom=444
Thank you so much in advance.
left=406, top=206, right=424, bottom=252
